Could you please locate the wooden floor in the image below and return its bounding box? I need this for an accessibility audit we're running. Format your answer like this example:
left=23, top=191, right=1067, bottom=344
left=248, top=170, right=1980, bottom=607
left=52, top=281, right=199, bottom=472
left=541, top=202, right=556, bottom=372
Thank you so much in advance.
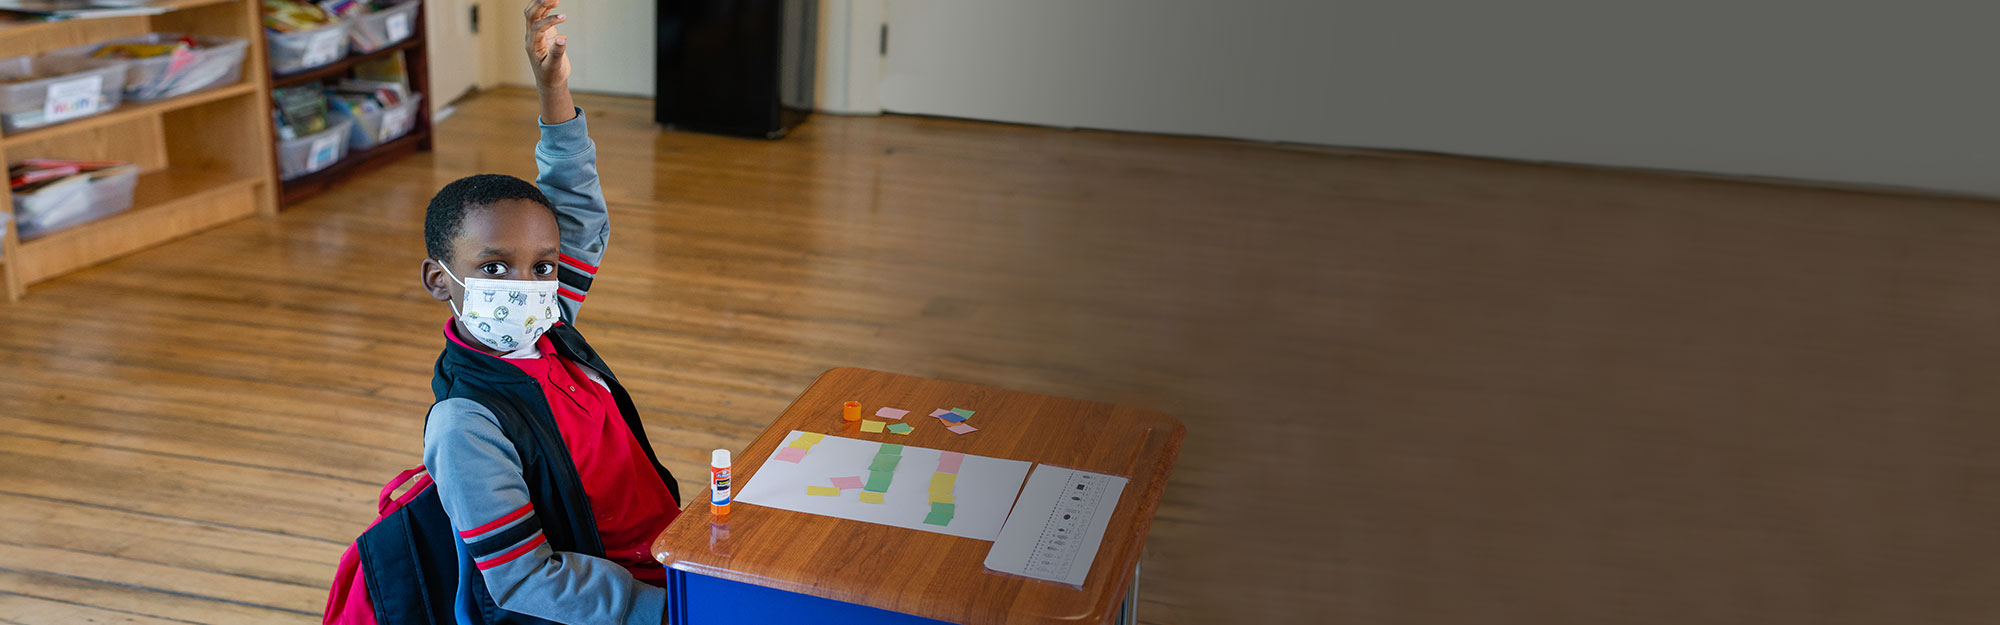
left=4, top=87, right=2000, bottom=624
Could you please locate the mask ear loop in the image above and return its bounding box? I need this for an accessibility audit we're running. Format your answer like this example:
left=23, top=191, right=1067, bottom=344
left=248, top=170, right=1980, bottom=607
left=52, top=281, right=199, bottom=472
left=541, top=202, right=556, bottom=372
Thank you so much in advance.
left=436, top=261, right=467, bottom=318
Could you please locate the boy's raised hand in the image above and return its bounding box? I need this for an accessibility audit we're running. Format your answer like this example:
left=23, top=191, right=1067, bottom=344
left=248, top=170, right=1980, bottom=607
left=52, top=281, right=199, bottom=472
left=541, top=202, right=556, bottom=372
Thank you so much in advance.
left=525, top=0, right=570, bottom=87
left=525, top=0, right=575, bottom=124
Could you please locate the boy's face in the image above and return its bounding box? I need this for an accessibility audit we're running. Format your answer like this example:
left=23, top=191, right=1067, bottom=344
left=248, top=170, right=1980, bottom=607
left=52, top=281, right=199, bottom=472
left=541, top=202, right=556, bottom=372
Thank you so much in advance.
left=421, top=199, right=562, bottom=313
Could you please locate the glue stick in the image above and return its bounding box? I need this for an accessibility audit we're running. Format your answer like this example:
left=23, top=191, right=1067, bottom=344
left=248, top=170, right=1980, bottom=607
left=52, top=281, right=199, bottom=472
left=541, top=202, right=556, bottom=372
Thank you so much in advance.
left=843, top=401, right=862, bottom=422
left=710, top=449, right=731, bottom=520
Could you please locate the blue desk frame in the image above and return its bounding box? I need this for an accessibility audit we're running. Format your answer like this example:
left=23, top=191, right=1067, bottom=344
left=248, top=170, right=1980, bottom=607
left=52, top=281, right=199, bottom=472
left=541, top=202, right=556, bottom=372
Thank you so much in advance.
left=664, top=563, right=1141, bottom=625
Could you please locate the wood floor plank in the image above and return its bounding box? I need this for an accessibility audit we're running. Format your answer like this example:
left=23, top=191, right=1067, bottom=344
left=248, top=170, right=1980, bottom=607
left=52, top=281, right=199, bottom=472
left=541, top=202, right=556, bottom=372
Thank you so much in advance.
left=0, top=542, right=322, bottom=613
left=0, top=376, right=414, bottom=456
left=0, top=593, right=201, bottom=625
left=0, top=413, right=389, bottom=486
left=0, top=492, right=335, bottom=578
left=0, top=436, right=367, bottom=544
left=0, top=382, right=412, bottom=456
left=0, top=569, right=299, bottom=625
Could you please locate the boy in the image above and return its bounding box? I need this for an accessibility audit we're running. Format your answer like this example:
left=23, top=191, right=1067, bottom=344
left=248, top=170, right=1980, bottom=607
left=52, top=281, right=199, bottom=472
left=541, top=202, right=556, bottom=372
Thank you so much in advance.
left=419, top=2, right=679, bottom=623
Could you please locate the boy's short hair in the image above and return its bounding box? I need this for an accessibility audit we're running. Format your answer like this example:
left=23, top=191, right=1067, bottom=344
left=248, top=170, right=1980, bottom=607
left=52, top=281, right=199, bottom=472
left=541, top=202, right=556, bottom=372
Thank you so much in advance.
left=425, top=174, right=557, bottom=263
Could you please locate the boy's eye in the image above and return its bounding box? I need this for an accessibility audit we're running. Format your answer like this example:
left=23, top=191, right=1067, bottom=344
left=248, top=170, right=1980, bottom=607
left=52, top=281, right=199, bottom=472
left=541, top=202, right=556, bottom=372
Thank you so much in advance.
left=480, top=262, right=507, bottom=275
left=534, top=262, right=556, bottom=276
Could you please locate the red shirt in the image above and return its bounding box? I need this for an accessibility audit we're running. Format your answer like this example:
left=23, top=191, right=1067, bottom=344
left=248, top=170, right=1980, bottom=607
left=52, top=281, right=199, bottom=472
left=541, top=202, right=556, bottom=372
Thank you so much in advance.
left=447, top=321, right=680, bottom=586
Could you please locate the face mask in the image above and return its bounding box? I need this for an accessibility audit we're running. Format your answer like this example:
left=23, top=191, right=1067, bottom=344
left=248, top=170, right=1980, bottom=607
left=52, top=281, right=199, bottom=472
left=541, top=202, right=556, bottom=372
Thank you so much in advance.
left=438, top=263, right=561, bottom=352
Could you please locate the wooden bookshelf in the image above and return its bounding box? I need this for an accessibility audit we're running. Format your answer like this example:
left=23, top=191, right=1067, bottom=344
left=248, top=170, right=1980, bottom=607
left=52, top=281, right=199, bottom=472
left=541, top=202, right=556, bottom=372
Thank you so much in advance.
left=270, top=1, right=431, bottom=207
left=12, top=169, right=263, bottom=284
left=0, top=0, right=279, bottom=301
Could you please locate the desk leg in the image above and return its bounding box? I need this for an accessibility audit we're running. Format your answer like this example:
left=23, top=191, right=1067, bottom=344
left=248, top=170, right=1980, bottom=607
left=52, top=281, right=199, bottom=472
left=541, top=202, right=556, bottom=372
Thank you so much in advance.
left=1113, top=561, right=1139, bottom=625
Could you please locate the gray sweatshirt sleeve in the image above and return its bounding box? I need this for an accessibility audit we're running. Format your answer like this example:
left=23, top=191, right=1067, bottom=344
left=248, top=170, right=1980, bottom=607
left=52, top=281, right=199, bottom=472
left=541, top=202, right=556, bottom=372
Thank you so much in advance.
left=537, top=109, right=608, bottom=324
left=424, top=398, right=663, bottom=625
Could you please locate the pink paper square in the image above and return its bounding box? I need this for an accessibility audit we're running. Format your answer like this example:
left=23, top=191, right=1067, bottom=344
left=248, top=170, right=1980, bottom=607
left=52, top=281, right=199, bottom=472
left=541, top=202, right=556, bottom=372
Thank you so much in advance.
left=830, top=476, right=864, bottom=490
left=773, top=448, right=808, bottom=463
left=875, top=407, right=910, bottom=420
left=937, top=452, right=965, bottom=473
left=947, top=423, right=978, bottom=435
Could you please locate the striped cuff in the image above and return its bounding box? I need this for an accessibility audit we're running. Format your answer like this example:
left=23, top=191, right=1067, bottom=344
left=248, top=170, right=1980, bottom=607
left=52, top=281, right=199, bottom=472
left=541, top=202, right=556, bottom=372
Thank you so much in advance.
left=462, top=504, right=547, bottom=570
left=557, top=253, right=595, bottom=303
left=475, top=534, right=548, bottom=571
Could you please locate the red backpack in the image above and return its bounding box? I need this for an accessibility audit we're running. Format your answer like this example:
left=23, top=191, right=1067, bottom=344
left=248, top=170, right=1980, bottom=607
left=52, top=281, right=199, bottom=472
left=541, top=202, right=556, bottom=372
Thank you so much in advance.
left=323, top=465, right=460, bottom=625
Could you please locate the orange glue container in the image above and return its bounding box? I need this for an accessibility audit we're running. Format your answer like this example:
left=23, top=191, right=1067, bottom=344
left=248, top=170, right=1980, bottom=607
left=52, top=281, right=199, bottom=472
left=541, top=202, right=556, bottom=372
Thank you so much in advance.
left=842, top=400, right=862, bottom=422
left=710, top=449, right=731, bottom=520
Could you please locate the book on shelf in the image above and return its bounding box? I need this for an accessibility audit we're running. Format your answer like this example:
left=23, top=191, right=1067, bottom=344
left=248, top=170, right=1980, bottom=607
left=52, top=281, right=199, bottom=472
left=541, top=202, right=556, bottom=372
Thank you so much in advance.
left=0, top=0, right=167, bottom=19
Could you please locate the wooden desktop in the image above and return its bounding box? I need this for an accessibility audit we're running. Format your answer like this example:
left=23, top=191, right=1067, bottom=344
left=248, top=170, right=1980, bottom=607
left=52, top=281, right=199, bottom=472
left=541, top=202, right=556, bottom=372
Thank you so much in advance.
left=651, top=367, right=1184, bottom=624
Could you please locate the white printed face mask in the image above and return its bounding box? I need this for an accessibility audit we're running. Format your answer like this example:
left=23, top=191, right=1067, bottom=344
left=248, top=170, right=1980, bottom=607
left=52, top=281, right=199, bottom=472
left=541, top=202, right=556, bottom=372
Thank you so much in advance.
left=438, top=263, right=561, bottom=352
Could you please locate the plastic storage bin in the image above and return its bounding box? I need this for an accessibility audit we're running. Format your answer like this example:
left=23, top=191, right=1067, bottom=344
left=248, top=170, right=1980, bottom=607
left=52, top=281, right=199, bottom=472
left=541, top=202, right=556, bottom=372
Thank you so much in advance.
left=348, top=1, right=420, bottom=53
left=50, top=34, right=250, bottom=101
left=334, top=93, right=421, bottom=151
left=267, top=22, right=352, bottom=74
left=0, top=56, right=126, bottom=133
left=13, top=166, right=139, bottom=239
left=277, top=118, right=353, bottom=180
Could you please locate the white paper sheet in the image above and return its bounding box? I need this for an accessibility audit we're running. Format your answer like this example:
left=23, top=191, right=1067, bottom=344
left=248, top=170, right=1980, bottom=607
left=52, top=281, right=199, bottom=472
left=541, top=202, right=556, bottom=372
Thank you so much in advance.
left=983, top=465, right=1127, bottom=587
left=735, top=430, right=1033, bottom=541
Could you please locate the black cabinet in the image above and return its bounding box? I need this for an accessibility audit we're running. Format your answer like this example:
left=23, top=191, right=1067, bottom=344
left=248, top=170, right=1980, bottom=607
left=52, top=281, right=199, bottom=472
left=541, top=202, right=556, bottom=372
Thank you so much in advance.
left=656, top=0, right=817, bottom=138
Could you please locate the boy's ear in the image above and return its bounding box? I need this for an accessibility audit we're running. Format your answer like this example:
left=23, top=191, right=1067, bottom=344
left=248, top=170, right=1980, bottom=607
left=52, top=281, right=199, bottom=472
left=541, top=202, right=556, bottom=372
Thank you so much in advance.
left=420, top=258, right=454, bottom=303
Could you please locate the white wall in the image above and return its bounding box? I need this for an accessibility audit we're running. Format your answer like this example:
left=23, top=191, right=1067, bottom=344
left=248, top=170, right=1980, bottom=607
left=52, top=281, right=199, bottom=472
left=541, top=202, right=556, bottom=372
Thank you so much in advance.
left=876, top=1, right=2000, bottom=197
left=426, top=0, right=481, bottom=108
left=815, top=0, right=884, bottom=114
left=487, top=0, right=656, bottom=97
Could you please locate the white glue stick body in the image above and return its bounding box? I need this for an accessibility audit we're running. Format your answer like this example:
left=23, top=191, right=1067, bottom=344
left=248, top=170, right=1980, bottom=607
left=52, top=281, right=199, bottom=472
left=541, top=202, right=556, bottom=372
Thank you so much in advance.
left=710, top=449, right=732, bottom=520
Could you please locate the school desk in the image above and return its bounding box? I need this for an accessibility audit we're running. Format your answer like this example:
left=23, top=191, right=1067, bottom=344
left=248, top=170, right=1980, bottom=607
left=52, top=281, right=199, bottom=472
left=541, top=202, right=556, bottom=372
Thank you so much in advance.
left=651, top=367, right=1185, bottom=625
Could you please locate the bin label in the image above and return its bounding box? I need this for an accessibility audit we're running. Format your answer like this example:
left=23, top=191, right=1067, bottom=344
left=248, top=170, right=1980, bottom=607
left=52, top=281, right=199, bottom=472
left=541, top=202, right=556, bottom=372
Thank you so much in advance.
left=379, top=106, right=414, bottom=142
left=44, top=76, right=103, bottom=123
left=386, top=13, right=413, bottom=43
left=306, top=133, right=342, bottom=171
left=304, top=33, right=342, bottom=66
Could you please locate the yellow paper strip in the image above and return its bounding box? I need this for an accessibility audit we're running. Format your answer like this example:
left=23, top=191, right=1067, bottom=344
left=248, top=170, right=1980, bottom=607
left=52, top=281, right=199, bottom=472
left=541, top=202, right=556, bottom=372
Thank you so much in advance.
left=806, top=486, right=840, bottom=496
left=929, top=491, right=954, bottom=504
left=928, top=473, right=957, bottom=496
left=859, top=491, right=885, bottom=504
left=860, top=420, right=886, bottom=433
left=790, top=432, right=827, bottom=449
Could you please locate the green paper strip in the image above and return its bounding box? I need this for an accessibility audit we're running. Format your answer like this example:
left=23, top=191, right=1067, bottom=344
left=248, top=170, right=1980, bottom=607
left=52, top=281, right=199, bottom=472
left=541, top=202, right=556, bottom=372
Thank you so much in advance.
left=950, top=408, right=974, bottom=418
left=864, top=471, right=894, bottom=492
left=869, top=456, right=901, bottom=471
left=923, top=502, right=956, bottom=526
left=878, top=444, right=904, bottom=455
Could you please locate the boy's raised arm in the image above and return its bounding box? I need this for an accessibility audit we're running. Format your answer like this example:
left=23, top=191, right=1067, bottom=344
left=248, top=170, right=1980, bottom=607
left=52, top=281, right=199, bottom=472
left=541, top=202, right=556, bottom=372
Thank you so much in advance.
left=526, top=0, right=605, bottom=321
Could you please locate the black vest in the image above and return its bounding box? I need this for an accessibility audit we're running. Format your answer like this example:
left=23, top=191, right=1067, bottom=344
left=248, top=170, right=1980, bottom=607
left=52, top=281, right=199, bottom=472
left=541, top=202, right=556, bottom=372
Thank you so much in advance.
left=429, top=322, right=681, bottom=623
